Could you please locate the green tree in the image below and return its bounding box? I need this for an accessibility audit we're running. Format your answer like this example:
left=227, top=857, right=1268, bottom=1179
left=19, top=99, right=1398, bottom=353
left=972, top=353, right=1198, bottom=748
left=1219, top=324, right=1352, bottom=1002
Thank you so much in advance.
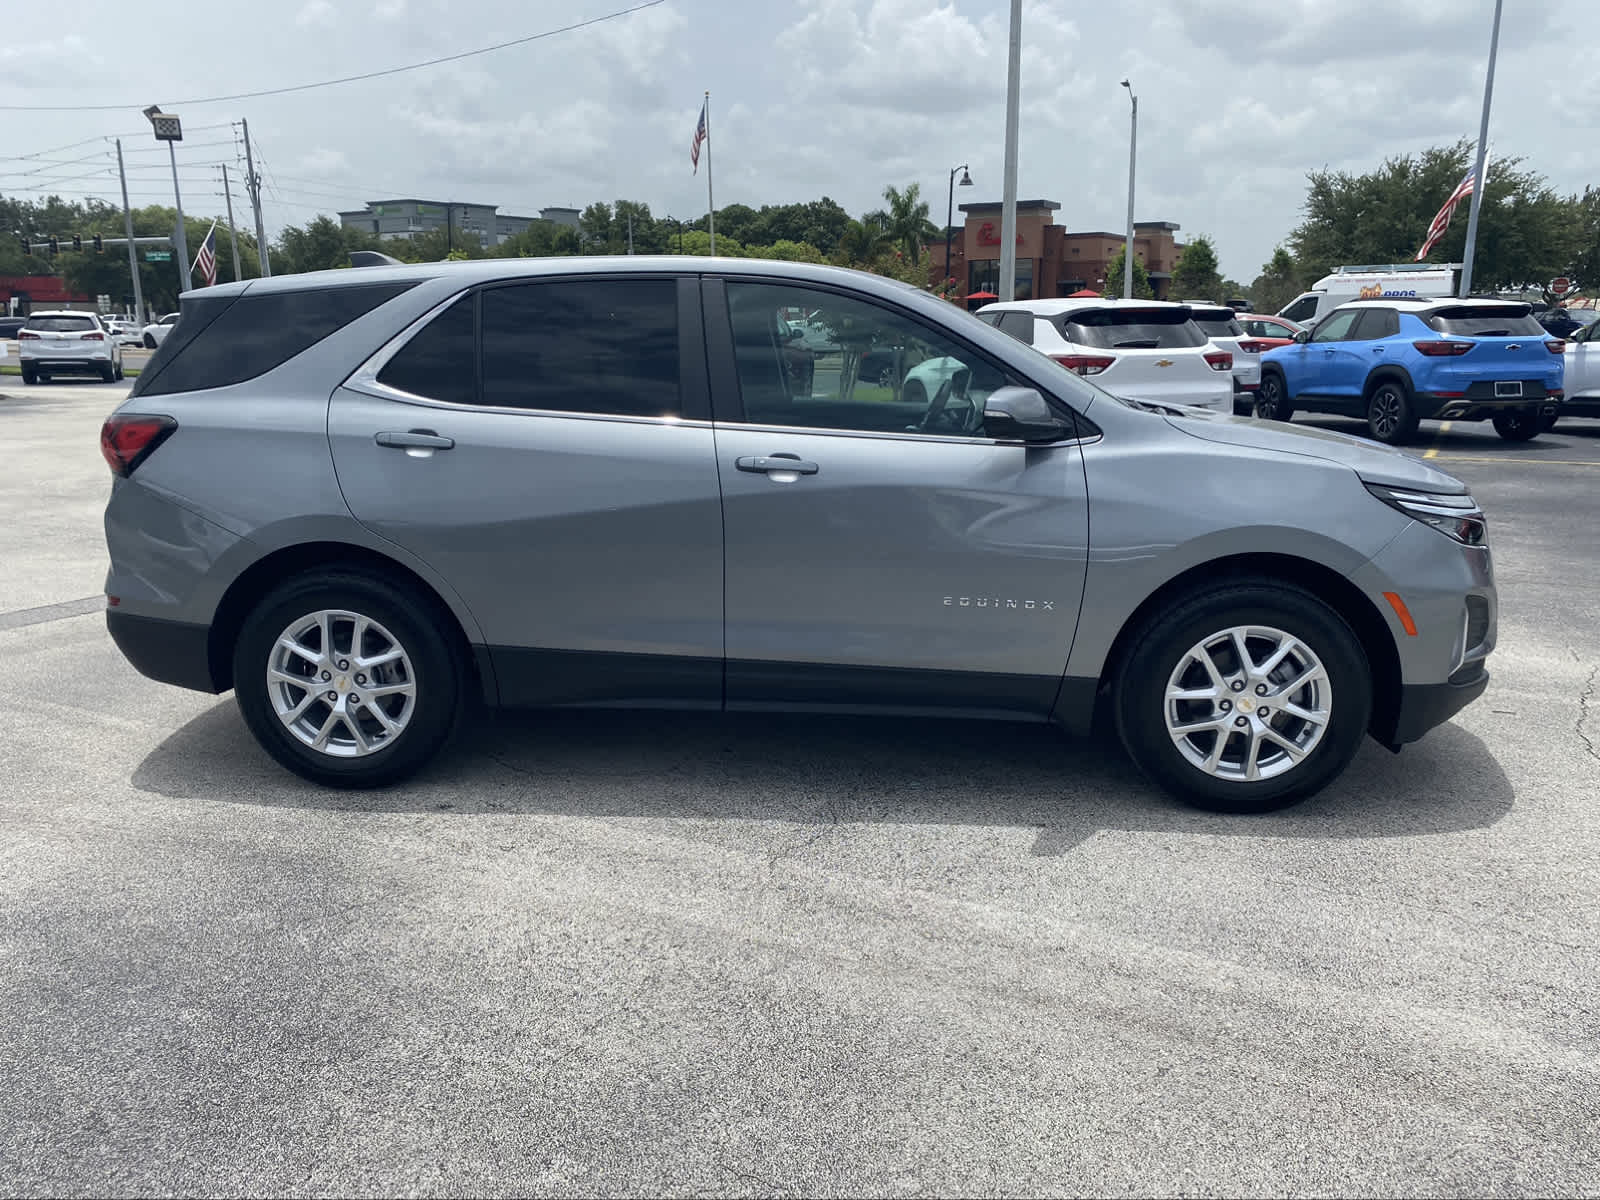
left=834, top=219, right=889, bottom=268
left=1289, top=140, right=1579, bottom=290
left=1171, top=233, right=1225, bottom=301
left=879, top=182, right=940, bottom=266
left=743, top=239, right=826, bottom=263
left=389, top=224, right=482, bottom=262
left=273, top=215, right=386, bottom=274
left=1562, top=185, right=1598, bottom=297
left=579, top=202, right=616, bottom=253
left=676, top=229, right=745, bottom=256
left=1249, top=246, right=1303, bottom=314
left=1101, top=246, right=1154, bottom=299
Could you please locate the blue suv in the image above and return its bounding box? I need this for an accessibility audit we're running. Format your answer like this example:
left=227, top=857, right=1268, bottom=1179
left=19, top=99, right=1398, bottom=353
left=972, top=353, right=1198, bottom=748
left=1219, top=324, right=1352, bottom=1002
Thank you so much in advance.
left=1255, top=299, right=1565, bottom=444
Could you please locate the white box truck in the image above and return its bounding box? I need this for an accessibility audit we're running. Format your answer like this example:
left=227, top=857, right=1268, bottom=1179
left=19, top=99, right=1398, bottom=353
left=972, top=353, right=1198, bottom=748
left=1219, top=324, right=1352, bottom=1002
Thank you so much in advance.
left=1277, top=263, right=1461, bottom=327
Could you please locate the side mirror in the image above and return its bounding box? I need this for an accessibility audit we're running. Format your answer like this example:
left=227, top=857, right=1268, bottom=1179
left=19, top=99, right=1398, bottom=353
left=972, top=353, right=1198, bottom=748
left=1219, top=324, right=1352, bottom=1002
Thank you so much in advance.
left=982, top=386, right=1069, bottom=443
left=1292, top=328, right=1311, bottom=344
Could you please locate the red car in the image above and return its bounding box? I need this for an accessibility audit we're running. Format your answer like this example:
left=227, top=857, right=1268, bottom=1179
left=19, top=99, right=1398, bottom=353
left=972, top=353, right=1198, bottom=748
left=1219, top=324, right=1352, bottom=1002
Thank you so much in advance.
left=1237, top=314, right=1303, bottom=351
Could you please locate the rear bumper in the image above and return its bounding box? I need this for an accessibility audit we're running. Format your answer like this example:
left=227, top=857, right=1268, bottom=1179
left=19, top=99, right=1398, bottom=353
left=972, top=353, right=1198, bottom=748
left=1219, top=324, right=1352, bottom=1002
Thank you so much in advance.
left=106, top=609, right=222, bottom=694
left=22, top=355, right=112, bottom=371
left=1387, top=669, right=1489, bottom=745
left=1417, top=387, right=1558, bottom=421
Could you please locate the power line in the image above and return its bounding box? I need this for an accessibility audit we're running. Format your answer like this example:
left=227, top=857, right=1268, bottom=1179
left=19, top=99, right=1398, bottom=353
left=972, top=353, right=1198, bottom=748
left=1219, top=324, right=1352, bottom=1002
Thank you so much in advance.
left=0, top=3, right=665, bottom=111
left=0, top=123, right=236, bottom=160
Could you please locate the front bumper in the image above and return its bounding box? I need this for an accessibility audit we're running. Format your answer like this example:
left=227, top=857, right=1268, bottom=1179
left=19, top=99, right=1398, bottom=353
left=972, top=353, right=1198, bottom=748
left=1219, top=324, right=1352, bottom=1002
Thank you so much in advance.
left=107, top=609, right=222, bottom=694
left=1389, top=668, right=1489, bottom=744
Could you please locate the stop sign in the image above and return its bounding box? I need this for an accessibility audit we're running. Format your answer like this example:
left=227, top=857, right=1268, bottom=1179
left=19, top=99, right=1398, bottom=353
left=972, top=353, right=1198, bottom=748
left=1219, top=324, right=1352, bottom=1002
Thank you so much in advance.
left=1551, top=277, right=1571, bottom=295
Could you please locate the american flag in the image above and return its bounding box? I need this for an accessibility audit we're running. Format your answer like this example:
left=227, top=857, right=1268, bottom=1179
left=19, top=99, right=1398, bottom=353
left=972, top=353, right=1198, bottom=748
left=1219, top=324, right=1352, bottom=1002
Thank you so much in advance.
left=690, top=101, right=707, bottom=174
left=1414, top=163, right=1480, bottom=262
left=194, top=222, right=218, bottom=287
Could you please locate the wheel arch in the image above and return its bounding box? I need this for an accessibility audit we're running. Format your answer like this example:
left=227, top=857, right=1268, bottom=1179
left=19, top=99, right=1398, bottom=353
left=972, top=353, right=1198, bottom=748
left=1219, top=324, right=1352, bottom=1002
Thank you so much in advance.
left=205, top=541, right=493, bottom=703
left=1363, top=363, right=1416, bottom=398
left=1089, top=552, right=1401, bottom=743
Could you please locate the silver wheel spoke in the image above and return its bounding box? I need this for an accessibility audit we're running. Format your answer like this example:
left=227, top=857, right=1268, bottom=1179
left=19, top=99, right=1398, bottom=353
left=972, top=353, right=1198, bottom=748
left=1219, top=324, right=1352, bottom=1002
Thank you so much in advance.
left=363, top=680, right=414, bottom=699
left=1229, top=629, right=1254, bottom=676
left=283, top=689, right=319, bottom=722
left=1261, top=726, right=1308, bottom=760
left=268, top=608, right=417, bottom=759
left=310, top=709, right=340, bottom=749
left=1196, top=646, right=1229, bottom=691
left=1171, top=715, right=1228, bottom=735
left=1166, top=684, right=1219, bottom=702
left=1282, top=701, right=1328, bottom=728
left=357, top=647, right=405, bottom=671
left=1244, top=729, right=1265, bottom=780
left=1203, top=730, right=1231, bottom=773
left=276, top=637, right=321, bottom=669
left=1257, top=639, right=1298, bottom=679
left=369, top=702, right=401, bottom=735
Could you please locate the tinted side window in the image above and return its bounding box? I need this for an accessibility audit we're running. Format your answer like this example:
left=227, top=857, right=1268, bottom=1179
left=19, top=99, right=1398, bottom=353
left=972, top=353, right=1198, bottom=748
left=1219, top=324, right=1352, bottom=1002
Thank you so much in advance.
left=1425, top=307, right=1546, bottom=336
left=725, top=281, right=1014, bottom=437
left=377, top=295, right=475, bottom=405
left=480, top=279, right=679, bottom=416
left=1311, top=309, right=1362, bottom=342
left=1280, top=295, right=1319, bottom=324
left=998, top=311, right=1034, bottom=344
left=1192, top=314, right=1244, bottom=338
left=1351, top=308, right=1399, bottom=340
left=135, top=283, right=415, bottom=397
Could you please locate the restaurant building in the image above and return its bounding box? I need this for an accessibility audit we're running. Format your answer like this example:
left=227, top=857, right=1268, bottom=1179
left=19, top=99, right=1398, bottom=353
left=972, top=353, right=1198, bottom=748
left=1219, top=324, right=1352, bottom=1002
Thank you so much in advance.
left=928, top=199, right=1185, bottom=303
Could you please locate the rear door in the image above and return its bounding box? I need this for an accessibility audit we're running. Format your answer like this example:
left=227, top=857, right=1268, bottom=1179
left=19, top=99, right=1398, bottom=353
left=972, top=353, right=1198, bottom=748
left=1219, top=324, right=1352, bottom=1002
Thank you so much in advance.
left=1569, top=323, right=1600, bottom=398
left=329, top=274, right=726, bottom=708
left=706, top=277, right=1088, bottom=715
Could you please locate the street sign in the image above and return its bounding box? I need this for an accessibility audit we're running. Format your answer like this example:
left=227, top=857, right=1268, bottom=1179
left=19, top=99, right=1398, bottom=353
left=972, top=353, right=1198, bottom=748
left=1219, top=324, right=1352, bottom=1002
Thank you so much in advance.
left=1551, top=277, right=1571, bottom=295
left=144, top=250, right=172, bottom=262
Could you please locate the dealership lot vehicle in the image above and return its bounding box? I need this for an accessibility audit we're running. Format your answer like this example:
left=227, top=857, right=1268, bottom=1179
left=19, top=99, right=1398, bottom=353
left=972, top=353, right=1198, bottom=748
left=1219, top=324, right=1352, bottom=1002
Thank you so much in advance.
left=1277, top=262, right=1459, bottom=326
left=17, top=311, right=124, bottom=383
left=1257, top=299, right=1563, bottom=443
left=103, top=259, right=1494, bottom=813
left=1559, top=317, right=1600, bottom=421
left=977, top=297, right=1233, bottom=412
left=1184, top=303, right=1264, bottom=415
left=140, top=312, right=178, bottom=348
left=1238, top=313, right=1302, bottom=350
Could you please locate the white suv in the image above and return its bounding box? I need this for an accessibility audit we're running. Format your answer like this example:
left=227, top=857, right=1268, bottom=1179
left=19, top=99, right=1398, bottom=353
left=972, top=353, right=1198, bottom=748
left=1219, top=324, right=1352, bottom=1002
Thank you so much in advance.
left=17, top=311, right=125, bottom=384
left=976, top=298, right=1232, bottom=411
left=141, top=312, right=179, bottom=349
left=1184, top=303, right=1264, bottom=415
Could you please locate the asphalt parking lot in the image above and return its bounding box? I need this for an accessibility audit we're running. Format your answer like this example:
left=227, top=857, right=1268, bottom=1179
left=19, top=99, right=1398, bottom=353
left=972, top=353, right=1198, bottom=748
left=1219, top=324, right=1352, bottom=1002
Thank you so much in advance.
left=3, top=381, right=1598, bottom=1197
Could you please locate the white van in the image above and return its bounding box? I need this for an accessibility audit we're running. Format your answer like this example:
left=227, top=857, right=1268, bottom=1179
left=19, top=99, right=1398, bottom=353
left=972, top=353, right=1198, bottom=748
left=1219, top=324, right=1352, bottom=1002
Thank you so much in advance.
left=1277, top=263, right=1460, bottom=327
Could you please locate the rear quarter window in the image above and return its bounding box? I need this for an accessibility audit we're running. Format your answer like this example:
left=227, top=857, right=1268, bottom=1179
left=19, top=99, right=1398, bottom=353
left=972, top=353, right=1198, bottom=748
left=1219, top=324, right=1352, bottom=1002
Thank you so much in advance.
left=1191, top=314, right=1245, bottom=338
left=132, top=282, right=416, bottom=398
left=1058, top=308, right=1206, bottom=350
left=1425, top=307, right=1546, bottom=336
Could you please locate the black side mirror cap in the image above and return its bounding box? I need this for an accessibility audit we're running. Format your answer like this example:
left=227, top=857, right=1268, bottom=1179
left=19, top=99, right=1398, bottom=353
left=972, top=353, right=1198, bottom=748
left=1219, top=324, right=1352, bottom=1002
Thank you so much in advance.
left=982, top=386, right=1070, bottom=442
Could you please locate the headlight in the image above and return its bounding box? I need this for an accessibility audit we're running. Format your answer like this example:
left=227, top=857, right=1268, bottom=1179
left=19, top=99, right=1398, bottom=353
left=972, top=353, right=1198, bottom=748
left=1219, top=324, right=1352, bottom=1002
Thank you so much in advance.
left=1365, top=483, right=1487, bottom=546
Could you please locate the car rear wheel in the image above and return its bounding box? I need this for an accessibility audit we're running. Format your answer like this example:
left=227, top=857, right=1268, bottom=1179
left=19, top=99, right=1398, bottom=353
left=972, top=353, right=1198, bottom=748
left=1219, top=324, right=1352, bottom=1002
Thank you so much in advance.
left=1365, top=380, right=1419, bottom=444
left=1254, top=372, right=1292, bottom=421
left=20, top=367, right=36, bottom=385
left=1492, top=411, right=1540, bottom=441
left=143, top=333, right=156, bottom=349
left=232, top=570, right=464, bottom=788
left=113, top=359, right=125, bottom=382
left=100, top=364, right=116, bottom=383
left=1113, top=581, right=1372, bottom=813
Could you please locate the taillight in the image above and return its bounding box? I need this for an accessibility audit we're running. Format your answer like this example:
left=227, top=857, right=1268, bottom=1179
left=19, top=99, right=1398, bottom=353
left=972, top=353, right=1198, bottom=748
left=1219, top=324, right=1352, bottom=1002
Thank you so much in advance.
left=81, top=331, right=104, bottom=341
left=1546, top=340, right=1566, bottom=354
left=100, top=414, right=177, bottom=477
left=17, top=330, right=39, bottom=340
left=1051, top=353, right=1115, bottom=376
left=1204, top=350, right=1233, bottom=371
left=1237, top=340, right=1267, bottom=355
left=1413, top=340, right=1474, bottom=356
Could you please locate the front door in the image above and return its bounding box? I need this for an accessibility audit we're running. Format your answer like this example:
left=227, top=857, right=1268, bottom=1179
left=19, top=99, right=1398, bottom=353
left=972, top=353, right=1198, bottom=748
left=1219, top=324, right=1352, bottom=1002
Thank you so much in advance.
left=707, top=278, right=1088, bottom=715
left=1301, top=307, right=1364, bottom=399
left=329, top=275, right=725, bottom=707
left=1323, top=306, right=1399, bottom=408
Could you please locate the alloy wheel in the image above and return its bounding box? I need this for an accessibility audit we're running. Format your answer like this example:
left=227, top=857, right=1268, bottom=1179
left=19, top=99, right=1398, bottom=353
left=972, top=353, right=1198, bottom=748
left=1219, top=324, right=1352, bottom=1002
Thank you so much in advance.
left=1164, top=624, right=1332, bottom=782
left=1255, top=377, right=1281, bottom=418
left=1370, top=387, right=1403, bottom=439
left=267, top=608, right=417, bottom=757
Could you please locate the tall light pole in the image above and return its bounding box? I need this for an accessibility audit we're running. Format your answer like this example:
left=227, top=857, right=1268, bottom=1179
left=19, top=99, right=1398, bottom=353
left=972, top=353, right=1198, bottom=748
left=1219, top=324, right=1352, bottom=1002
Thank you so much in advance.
left=114, top=139, right=146, bottom=327
left=144, top=106, right=193, bottom=294
left=945, top=163, right=972, bottom=298
left=1121, top=79, right=1137, bottom=299
left=1458, top=0, right=1503, bottom=298
left=998, top=0, right=1021, bottom=303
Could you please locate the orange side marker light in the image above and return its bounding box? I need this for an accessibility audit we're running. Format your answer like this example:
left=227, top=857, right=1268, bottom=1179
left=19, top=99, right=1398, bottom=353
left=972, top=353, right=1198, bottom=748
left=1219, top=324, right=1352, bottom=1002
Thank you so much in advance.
left=1382, top=591, right=1418, bottom=637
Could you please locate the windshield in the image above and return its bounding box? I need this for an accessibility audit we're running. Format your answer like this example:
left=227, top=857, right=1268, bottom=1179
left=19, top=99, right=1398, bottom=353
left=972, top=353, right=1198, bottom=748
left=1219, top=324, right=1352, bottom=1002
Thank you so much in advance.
left=25, top=315, right=96, bottom=332
left=1425, top=306, right=1545, bottom=336
left=1058, top=308, right=1206, bottom=350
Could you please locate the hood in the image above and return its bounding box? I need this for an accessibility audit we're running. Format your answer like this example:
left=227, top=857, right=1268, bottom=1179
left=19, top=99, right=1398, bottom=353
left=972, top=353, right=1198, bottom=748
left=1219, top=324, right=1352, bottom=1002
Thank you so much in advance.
left=1164, top=411, right=1470, bottom=493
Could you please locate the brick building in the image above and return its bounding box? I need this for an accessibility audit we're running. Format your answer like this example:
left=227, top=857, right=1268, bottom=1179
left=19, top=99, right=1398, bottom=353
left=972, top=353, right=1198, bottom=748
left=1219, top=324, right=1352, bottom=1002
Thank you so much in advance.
left=929, top=199, right=1185, bottom=303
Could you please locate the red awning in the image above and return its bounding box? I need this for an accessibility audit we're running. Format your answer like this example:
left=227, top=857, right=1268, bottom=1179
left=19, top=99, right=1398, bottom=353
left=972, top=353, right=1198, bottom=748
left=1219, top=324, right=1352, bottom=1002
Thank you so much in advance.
left=967, top=290, right=999, bottom=300
left=1068, top=288, right=1100, bottom=297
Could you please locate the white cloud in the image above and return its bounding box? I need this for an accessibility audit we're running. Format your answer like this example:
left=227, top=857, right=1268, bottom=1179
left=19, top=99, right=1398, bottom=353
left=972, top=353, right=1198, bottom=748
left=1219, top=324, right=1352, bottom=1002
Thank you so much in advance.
left=294, top=0, right=336, bottom=28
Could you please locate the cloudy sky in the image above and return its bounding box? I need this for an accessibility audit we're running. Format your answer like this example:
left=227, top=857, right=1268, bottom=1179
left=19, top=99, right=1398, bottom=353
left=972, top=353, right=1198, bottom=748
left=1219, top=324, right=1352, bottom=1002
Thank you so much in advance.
left=1, top=0, right=1591, bottom=281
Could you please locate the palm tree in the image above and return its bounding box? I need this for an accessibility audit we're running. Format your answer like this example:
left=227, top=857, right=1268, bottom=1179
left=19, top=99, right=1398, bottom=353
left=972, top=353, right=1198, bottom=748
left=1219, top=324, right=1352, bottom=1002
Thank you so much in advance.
left=880, top=183, right=940, bottom=266
left=836, top=218, right=889, bottom=268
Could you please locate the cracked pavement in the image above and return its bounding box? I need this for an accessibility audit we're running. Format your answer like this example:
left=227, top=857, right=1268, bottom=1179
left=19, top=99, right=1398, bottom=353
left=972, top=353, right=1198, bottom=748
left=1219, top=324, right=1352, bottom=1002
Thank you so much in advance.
left=2, top=385, right=1598, bottom=1197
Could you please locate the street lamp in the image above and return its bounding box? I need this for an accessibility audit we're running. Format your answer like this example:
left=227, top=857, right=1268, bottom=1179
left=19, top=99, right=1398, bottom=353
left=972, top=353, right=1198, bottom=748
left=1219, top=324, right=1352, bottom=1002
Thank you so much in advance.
left=945, top=164, right=972, bottom=299
left=143, top=105, right=194, bottom=293
left=1120, top=79, right=1137, bottom=299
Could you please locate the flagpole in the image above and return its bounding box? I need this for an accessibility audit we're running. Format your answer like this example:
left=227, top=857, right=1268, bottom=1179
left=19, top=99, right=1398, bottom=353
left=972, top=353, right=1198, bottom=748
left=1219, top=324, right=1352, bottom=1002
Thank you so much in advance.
left=1458, top=0, right=1502, bottom=298
left=704, top=91, right=715, bottom=256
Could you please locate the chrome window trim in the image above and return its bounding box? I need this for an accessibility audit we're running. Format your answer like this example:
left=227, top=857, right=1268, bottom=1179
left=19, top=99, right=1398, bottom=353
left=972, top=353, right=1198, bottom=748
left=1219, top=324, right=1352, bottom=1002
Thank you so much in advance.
left=712, top=419, right=1096, bottom=449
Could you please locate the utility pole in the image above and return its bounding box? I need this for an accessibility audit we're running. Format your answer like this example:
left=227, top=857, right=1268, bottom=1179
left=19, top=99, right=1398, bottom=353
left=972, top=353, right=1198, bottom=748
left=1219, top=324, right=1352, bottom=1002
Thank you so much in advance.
left=997, top=0, right=1021, bottom=303
left=1458, top=0, right=1503, bottom=298
left=220, top=164, right=243, bottom=281
left=1121, top=80, right=1138, bottom=298
left=115, top=139, right=146, bottom=327
left=446, top=204, right=453, bottom=254
left=241, top=119, right=271, bottom=277
left=627, top=209, right=634, bottom=254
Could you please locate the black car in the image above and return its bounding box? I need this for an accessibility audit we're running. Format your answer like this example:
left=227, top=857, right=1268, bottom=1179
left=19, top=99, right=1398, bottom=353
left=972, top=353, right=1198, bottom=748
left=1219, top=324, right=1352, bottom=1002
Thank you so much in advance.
left=0, top=317, right=26, bottom=339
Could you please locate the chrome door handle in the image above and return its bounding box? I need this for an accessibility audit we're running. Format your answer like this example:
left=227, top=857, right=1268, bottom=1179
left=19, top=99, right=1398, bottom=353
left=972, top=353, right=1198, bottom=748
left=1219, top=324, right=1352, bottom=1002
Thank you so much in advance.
left=736, top=454, right=819, bottom=475
left=375, top=429, right=455, bottom=450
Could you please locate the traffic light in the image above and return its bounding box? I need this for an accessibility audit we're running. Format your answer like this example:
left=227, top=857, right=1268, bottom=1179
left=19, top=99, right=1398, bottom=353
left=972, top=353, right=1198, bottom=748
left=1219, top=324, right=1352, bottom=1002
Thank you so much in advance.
left=92, top=234, right=103, bottom=253
left=71, top=234, right=82, bottom=252
left=16, top=235, right=28, bottom=256
left=46, top=236, right=58, bottom=254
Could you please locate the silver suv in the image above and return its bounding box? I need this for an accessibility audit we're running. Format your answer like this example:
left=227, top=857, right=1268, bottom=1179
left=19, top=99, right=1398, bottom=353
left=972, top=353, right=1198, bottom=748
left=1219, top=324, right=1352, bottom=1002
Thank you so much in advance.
left=101, top=259, right=1496, bottom=812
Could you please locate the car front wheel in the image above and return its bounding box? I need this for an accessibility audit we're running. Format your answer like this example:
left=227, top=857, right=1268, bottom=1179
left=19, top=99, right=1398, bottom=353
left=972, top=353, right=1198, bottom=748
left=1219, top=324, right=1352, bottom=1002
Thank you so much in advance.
left=232, top=571, right=464, bottom=788
left=143, top=333, right=156, bottom=349
left=1114, top=581, right=1372, bottom=813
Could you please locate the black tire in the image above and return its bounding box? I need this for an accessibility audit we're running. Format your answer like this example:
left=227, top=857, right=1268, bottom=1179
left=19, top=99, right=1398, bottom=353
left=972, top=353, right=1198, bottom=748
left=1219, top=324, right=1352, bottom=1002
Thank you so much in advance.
left=20, top=367, right=36, bottom=385
left=1254, top=371, right=1293, bottom=421
left=100, top=364, right=116, bottom=383
left=232, top=570, right=465, bottom=788
left=903, top=379, right=927, bottom=407
left=1539, top=414, right=1558, bottom=433
left=1113, top=580, right=1373, bottom=814
left=1365, top=378, right=1419, bottom=444
left=114, top=359, right=125, bottom=382
left=143, top=333, right=156, bottom=349
left=1492, top=411, right=1540, bottom=441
